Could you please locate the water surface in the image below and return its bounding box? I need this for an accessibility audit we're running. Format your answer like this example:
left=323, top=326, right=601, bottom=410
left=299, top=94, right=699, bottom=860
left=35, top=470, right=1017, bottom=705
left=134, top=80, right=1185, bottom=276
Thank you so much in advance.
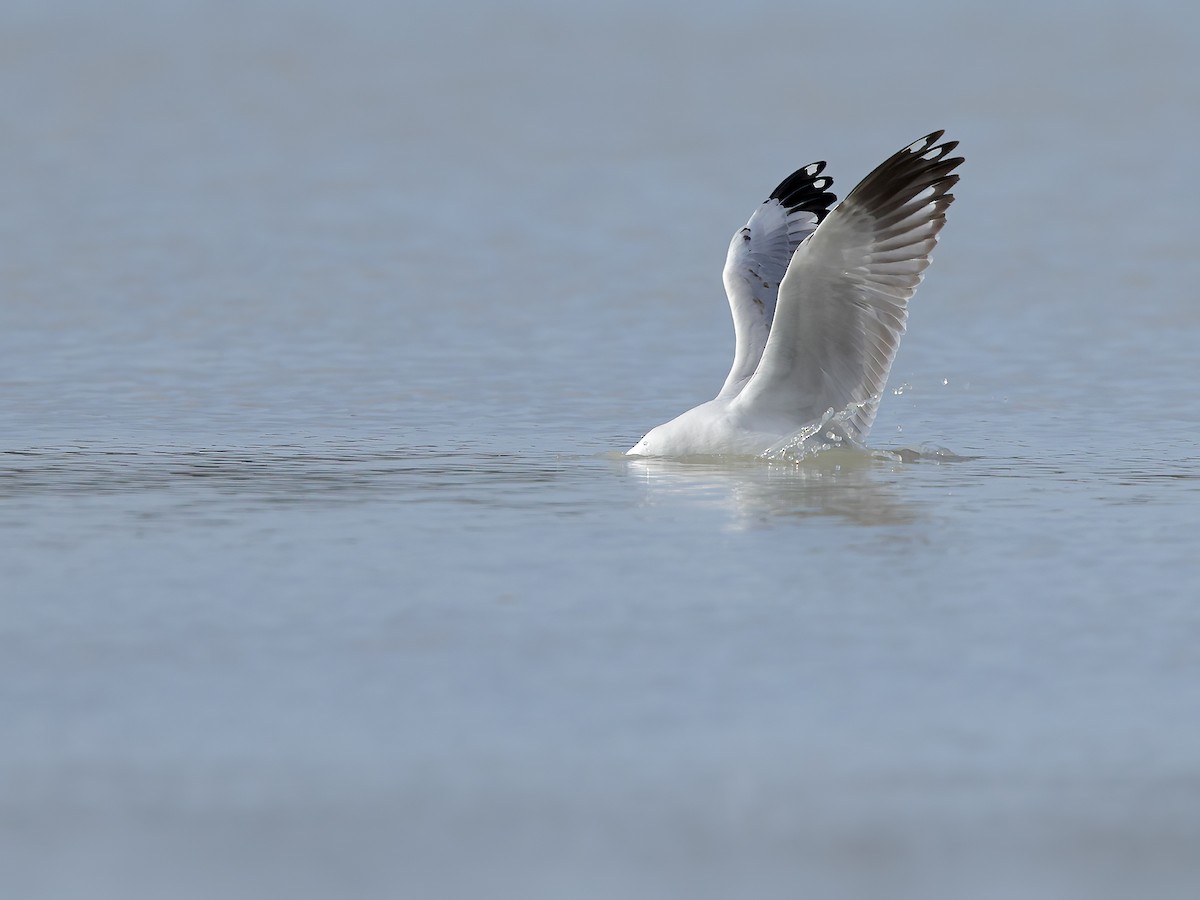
left=3, top=1, right=1200, bottom=898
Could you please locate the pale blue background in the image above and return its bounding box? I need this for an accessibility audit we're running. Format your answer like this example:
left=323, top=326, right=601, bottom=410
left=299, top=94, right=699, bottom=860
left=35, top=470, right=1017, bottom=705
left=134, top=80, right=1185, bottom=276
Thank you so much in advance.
left=3, top=1, right=1200, bottom=897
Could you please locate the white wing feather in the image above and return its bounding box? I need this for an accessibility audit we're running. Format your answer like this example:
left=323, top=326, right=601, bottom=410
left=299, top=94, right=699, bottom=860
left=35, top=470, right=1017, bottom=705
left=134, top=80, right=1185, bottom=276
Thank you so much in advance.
left=735, top=132, right=962, bottom=440
left=717, top=163, right=835, bottom=398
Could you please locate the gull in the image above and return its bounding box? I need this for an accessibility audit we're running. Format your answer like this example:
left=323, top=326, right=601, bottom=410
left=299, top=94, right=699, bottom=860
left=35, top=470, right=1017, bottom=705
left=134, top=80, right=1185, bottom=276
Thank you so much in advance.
left=627, top=130, right=963, bottom=457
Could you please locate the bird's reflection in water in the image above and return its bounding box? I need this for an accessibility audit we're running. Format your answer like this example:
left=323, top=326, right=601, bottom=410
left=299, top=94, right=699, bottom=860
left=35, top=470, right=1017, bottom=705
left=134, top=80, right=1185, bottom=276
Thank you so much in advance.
left=622, top=449, right=925, bottom=529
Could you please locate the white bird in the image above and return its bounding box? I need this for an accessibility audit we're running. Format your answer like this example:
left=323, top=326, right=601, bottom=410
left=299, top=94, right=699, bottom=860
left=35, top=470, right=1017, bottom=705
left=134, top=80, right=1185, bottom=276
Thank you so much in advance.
left=627, top=131, right=963, bottom=457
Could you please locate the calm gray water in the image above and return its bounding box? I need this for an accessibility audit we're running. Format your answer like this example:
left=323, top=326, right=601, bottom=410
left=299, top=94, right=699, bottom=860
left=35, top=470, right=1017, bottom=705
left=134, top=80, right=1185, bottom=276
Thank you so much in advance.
left=4, top=1, right=1200, bottom=897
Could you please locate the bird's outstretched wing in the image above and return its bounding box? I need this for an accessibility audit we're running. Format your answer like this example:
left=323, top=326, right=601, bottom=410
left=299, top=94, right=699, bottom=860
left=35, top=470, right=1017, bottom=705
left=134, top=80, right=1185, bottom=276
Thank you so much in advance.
left=717, top=163, right=836, bottom=399
left=736, top=131, right=963, bottom=440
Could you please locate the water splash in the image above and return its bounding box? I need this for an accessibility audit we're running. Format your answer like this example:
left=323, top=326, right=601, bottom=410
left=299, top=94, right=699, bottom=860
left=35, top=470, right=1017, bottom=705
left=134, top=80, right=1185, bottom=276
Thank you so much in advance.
left=873, top=445, right=975, bottom=464
left=760, top=397, right=973, bottom=465
left=761, top=402, right=869, bottom=462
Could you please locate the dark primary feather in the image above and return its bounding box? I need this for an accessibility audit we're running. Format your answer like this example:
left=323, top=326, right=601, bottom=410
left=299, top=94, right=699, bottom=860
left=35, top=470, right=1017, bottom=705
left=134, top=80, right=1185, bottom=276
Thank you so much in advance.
left=842, top=131, right=962, bottom=225
left=767, top=162, right=837, bottom=222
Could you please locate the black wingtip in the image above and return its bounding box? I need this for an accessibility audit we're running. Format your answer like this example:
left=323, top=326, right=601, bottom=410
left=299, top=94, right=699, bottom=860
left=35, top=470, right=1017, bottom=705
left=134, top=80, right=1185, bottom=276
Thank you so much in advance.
left=768, top=161, right=838, bottom=221
left=845, top=131, right=965, bottom=217
left=905, top=130, right=964, bottom=165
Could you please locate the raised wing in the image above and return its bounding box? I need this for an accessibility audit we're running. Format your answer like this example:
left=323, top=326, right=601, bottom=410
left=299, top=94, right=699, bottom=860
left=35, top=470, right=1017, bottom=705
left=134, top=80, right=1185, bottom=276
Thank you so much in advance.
left=735, top=131, right=963, bottom=439
left=716, top=163, right=836, bottom=398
